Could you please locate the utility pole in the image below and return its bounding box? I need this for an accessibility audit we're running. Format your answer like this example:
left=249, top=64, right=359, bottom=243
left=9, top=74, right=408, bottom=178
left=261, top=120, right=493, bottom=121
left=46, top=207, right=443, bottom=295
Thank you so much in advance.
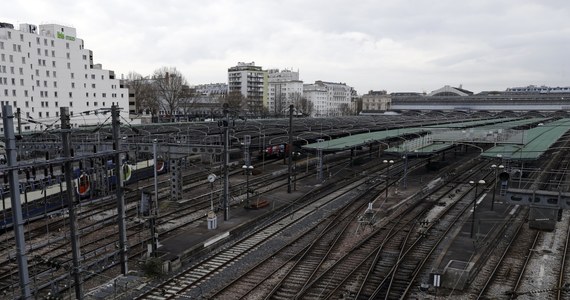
left=2, top=105, right=31, bottom=299
left=287, top=105, right=293, bottom=193
left=223, top=103, right=230, bottom=220
left=61, top=107, right=83, bottom=299
left=112, top=105, right=128, bottom=274
left=16, top=107, right=22, bottom=137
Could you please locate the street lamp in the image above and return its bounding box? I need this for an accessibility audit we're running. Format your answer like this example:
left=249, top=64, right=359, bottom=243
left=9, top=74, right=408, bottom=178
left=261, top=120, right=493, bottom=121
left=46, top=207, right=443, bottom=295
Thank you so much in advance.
left=469, top=179, right=486, bottom=238
left=490, top=164, right=504, bottom=211
left=383, top=159, right=394, bottom=199
left=242, top=165, right=254, bottom=208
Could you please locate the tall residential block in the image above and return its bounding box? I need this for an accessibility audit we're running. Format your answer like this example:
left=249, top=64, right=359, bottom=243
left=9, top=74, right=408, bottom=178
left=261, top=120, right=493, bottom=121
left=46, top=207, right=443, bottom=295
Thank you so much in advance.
left=227, top=62, right=267, bottom=114
left=0, top=22, right=129, bottom=132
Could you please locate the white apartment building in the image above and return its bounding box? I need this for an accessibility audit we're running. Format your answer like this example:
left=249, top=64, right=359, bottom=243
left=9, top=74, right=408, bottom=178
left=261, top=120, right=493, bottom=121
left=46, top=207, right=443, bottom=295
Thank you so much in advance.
left=227, top=62, right=268, bottom=113
left=267, top=69, right=303, bottom=115
left=0, top=22, right=129, bottom=132
left=303, top=81, right=353, bottom=117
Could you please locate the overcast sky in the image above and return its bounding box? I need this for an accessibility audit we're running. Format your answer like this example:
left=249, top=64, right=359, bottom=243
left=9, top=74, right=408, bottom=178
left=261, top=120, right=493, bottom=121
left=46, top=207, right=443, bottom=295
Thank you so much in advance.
left=5, top=0, right=570, bottom=94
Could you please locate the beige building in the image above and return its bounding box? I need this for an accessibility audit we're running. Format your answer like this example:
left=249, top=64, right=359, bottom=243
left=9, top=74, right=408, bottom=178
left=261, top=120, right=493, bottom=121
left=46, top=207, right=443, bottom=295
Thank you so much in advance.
left=361, top=90, right=391, bottom=111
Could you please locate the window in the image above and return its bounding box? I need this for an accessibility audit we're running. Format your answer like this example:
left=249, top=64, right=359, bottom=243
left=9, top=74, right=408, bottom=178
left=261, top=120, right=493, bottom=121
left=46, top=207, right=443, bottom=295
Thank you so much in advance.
left=19, top=67, right=23, bottom=75
left=21, top=57, right=25, bottom=64
left=69, top=101, right=73, bottom=107
left=51, top=40, right=54, bottom=47
left=53, top=81, right=57, bottom=88
left=37, top=48, right=41, bottom=55
left=7, top=32, right=11, bottom=39
left=46, top=112, right=49, bottom=117
left=0, top=41, right=3, bottom=49
left=66, top=43, right=69, bottom=49
left=20, top=34, right=23, bottom=41
left=20, top=79, right=24, bottom=86
left=70, top=73, right=74, bottom=79
left=24, top=91, right=28, bottom=97
left=0, top=53, right=4, bottom=61
left=36, top=80, right=40, bottom=87
left=71, top=82, right=75, bottom=88
left=86, top=102, right=89, bottom=106
left=25, top=101, right=29, bottom=107
left=82, top=55, right=87, bottom=60
left=44, top=81, right=47, bottom=87
left=66, top=53, right=70, bottom=59
left=53, top=71, right=56, bottom=78
left=69, top=92, right=73, bottom=98
left=54, top=91, right=58, bottom=98
left=9, top=55, right=13, bottom=63
left=36, top=37, right=40, bottom=45
left=44, top=39, right=47, bottom=46
left=55, top=101, right=58, bottom=107
left=91, top=83, right=96, bottom=88
left=12, top=90, right=16, bottom=96
left=46, top=70, right=50, bottom=77
left=86, top=92, right=89, bottom=98
left=44, top=49, right=48, bottom=56
left=35, top=69, right=39, bottom=76
left=67, top=62, right=71, bottom=69
left=39, top=112, right=42, bottom=118
left=52, top=61, right=56, bottom=67
left=91, top=74, right=95, bottom=79
left=94, top=101, right=98, bottom=106
left=51, top=50, right=55, bottom=57
left=11, top=78, right=15, bottom=85
left=102, top=93, right=106, bottom=98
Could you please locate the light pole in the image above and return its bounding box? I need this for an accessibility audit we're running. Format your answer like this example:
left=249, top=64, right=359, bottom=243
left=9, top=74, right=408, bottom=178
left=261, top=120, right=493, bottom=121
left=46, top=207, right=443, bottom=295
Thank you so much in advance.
left=469, top=179, right=486, bottom=238
left=383, top=159, right=394, bottom=199
left=150, top=139, right=159, bottom=256
left=242, top=165, right=254, bottom=208
left=490, top=164, right=504, bottom=211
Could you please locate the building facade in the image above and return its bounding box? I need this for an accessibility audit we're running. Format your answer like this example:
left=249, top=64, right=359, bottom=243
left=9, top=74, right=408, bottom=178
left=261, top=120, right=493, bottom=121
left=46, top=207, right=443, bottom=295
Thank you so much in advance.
left=361, top=90, right=391, bottom=112
left=0, top=22, right=129, bottom=132
left=267, top=69, right=303, bottom=115
left=227, top=62, right=268, bottom=114
left=303, top=81, right=353, bottom=117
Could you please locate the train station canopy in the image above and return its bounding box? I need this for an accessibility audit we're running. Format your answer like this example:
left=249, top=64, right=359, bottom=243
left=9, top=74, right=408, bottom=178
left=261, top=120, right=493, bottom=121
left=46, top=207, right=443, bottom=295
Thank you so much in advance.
left=482, top=118, right=570, bottom=161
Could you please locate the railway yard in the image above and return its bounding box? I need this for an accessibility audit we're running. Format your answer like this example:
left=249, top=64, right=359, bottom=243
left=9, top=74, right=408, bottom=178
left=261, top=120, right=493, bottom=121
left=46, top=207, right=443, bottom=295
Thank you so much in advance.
left=2, top=111, right=570, bottom=299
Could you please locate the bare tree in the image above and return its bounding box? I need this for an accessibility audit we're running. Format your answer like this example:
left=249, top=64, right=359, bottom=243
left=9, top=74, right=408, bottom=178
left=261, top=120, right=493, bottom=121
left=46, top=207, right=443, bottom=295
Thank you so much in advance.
left=224, top=91, right=245, bottom=116
left=152, top=67, right=192, bottom=122
left=274, top=92, right=286, bottom=117
left=125, top=72, right=158, bottom=118
left=298, top=97, right=314, bottom=116
left=338, top=103, right=353, bottom=116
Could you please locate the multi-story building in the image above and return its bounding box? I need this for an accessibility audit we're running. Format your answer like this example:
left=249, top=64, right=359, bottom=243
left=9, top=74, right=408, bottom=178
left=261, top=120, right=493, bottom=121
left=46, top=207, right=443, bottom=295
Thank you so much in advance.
left=303, top=81, right=353, bottom=116
left=227, top=62, right=267, bottom=114
left=507, top=85, right=570, bottom=94
left=195, top=83, right=228, bottom=97
left=361, top=90, right=391, bottom=112
left=0, top=22, right=129, bottom=132
left=267, top=69, right=303, bottom=115
left=189, top=83, right=227, bottom=118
